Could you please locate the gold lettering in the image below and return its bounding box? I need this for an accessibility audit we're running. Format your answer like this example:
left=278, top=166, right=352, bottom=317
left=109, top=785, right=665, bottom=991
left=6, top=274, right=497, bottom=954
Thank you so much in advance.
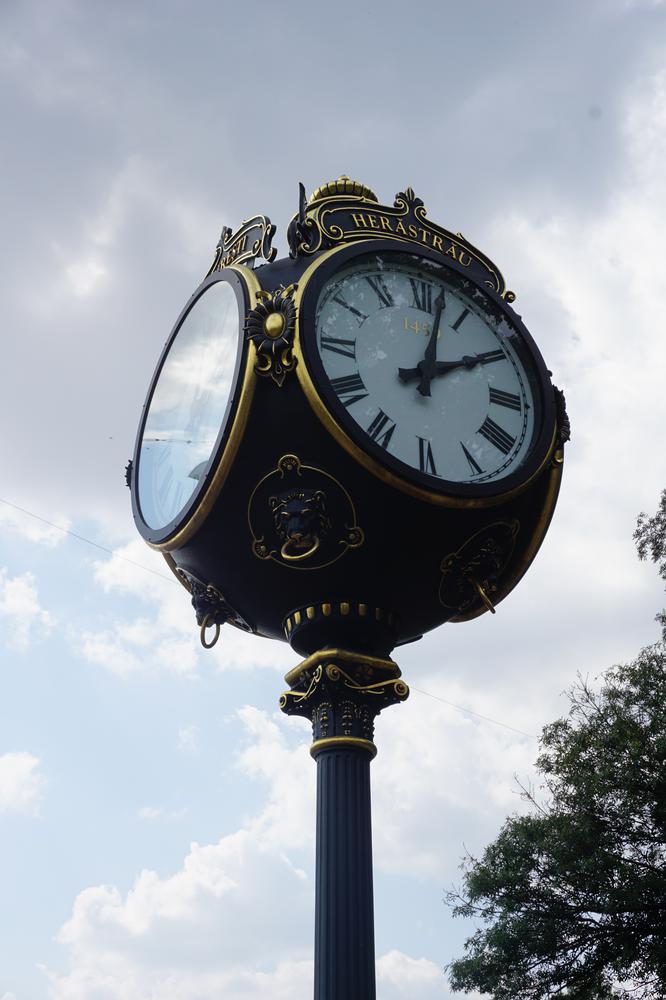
left=446, top=243, right=458, bottom=259
left=395, top=220, right=407, bottom=235
left=419, top=228, right=428, bottom=243
left=432, top=235, right=444, bottom=252
left=351, top=213, right=368, bottom=228
left=379, top=216, right=394, bottom=232
left=367, top=214, right=379, bottom=229
left=222, top=235, right=247, bottom=267
left=458, top=250, right=472, bottom=267
left=404, top=317, right=431, bottom=335
left=408, top=224, right=418, bottom=239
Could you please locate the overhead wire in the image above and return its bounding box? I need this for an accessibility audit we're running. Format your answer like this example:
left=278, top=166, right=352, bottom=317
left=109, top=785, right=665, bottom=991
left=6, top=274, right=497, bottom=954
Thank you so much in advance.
left=0, top=496, right=175, bottom=584
left=0, top=494, right=539, bottom=741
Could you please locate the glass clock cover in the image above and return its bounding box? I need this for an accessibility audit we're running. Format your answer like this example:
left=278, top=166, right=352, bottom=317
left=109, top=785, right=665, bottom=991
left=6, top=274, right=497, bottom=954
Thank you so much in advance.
left=137, top=279, right=242, bottom=533
left=311, top=251, right=545, bottom=493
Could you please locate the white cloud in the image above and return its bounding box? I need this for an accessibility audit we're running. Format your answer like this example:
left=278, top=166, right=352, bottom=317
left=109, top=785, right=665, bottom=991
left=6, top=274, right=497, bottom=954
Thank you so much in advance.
left=137, top=806, right=186, bottom=822
left=46, top=950, right=451, bottom=1000
left=46, top=708, right=314, bottom=994
left=371, top=677, right=537, bottom=881
left=377, top=950, right=450, bottom=998
left=233, top=706, right=314, bottom=854
left=47, top=701, right=515, bottom=996
left=0, top=751, right=45, bottom=816
left=37, top=154, right=219, bottom=318
left=78, top=539, right=295, bottom=677
left=64, top=258, right=106, bottom=297
left=0, top=502, right=71, bottom=547
left=176, top=726, right=200, bottom=753
left=0, top=568, right=54, bottom=650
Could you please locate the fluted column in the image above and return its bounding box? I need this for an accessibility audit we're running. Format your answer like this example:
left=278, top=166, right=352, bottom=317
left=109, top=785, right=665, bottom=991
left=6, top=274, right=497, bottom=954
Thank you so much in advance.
left=280, top=649, right=409, bottom=1000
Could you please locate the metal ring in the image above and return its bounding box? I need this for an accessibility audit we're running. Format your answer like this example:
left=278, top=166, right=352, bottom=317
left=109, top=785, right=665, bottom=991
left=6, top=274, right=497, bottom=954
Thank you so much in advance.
left=200, top=614, right=221, bottom=648
left=468, top=576, right=496, bottom=614
left=280, top=535, right=320, bottom=561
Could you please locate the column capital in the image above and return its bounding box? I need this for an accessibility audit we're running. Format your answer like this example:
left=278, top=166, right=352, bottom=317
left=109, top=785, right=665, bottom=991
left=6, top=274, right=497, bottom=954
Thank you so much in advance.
left=280, top=648, right=409, bottom=757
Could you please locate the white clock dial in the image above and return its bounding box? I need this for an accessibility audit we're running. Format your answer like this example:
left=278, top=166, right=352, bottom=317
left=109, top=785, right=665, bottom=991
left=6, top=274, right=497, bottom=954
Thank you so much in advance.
left=314, top=254, right=537, bottom=486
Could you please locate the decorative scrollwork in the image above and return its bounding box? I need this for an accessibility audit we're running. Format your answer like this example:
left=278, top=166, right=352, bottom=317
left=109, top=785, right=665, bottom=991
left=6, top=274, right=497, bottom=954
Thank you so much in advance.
left=245, top=284, right=298, bottom=387
left=439, top=521, right=520, bottom=615
left=248, top=455, right=364, bottom=571
left=184, top=576, right=253, bottom=649
left=553, top=385, right=571, bottom=447
left=206, top=214, right=277, bottom=275
left=286, top=178, right=513, bottom=299
left=279, top=649, right=409, bottom=755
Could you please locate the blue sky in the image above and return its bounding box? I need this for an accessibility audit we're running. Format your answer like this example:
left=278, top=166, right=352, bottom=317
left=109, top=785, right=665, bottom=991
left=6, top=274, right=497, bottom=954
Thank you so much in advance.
left=2, top=1, right=666, bottom=997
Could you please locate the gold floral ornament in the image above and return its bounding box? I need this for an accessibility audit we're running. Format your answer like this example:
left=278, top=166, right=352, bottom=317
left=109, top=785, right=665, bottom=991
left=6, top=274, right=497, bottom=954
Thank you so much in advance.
left=245, top=284, right=298, bottom=387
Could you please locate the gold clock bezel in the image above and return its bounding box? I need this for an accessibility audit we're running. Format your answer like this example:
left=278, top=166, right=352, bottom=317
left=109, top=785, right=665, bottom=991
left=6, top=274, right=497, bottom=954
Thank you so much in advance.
left=135, top=265, right=262, bottom=552
left=293, top=242, right=557, bottom=510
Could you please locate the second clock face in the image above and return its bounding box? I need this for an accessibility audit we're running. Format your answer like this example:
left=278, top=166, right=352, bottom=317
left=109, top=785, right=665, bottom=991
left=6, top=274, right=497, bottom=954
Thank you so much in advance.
left=313, top=251, right=540, bottom=490
left=136, top=277, right=242, bottom=534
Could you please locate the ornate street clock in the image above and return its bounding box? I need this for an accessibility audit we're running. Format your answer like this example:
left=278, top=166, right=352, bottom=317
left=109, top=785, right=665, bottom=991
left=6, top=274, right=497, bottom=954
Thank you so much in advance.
left=130, top=178, right=568, bottom=659
left=130, top=179, right=570, bottom=1000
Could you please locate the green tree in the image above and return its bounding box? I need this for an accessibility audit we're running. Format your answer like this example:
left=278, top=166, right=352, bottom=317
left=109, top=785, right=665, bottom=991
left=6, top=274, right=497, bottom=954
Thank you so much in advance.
left=447, top=490, right=666, bottom=1000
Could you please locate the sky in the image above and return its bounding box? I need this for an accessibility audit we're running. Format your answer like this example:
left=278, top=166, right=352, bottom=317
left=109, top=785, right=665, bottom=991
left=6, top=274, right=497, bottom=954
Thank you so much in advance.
left=1, top=0, right=666, bottom=997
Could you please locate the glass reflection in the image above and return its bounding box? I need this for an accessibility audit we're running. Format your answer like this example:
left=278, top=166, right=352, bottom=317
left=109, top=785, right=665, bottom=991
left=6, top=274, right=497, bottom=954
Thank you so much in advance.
left=138, top=280, right=240, bottom=530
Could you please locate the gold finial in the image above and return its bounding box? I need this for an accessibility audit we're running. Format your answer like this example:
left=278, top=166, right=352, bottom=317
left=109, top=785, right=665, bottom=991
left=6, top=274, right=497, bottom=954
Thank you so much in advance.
left=309, top=175, right=378, bottom=204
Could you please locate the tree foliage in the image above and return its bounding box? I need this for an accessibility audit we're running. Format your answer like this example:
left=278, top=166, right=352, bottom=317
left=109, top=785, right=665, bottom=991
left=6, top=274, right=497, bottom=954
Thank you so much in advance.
left=447, top=493, right=666, bottom=1000
left=635, top=487, right=666, bottom=639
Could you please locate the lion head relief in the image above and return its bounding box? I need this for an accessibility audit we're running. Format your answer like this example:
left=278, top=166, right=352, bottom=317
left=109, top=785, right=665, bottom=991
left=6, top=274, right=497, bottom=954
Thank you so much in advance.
left=269, top=489, right=331, bottom=561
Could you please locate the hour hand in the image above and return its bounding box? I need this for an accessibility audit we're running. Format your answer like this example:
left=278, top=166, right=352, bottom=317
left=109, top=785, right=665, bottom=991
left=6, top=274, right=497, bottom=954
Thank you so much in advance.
left=398, top=355, right=481, bottom=384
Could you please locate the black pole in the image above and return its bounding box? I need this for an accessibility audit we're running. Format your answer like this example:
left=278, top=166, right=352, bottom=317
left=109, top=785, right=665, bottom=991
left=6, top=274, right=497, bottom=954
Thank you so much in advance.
left=280, top=649, right=409, bottom=1000
left=314, top=745, right=376, bottom=1000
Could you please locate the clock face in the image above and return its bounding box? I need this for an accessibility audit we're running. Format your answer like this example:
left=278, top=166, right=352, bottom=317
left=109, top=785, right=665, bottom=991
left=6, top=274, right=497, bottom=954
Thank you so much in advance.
left=136, top=277, right=243, bottom=534
left=311, top=251, right=544, bottom=493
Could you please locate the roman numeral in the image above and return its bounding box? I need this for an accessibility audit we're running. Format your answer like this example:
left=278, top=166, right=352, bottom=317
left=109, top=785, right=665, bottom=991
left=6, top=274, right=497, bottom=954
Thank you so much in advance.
left=409, top=278, right=434, bottom=313
left=476, top=349, right=506, bottom=365
left=451, top=308, right=469, bottom=331
left=365, top=275, right=394, bottom=308
left=330, top=372, right=368, bottom=408
left=418, top=437, right=437, bottom=475
left=478, top=416, right=516, bottom=455
left=332, top=294, right=368, bottom=325
left=321, top=335, right=357, bottom=359
left=489, top=387, right=521, bottom=411
left=460, top=442, right=483, bottom=476
left=367, top=410, right=396, bottom=449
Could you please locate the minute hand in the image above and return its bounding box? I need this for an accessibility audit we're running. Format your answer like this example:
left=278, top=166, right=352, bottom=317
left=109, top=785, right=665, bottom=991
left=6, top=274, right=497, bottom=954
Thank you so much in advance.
left=415, top=290, right=445, bottom=397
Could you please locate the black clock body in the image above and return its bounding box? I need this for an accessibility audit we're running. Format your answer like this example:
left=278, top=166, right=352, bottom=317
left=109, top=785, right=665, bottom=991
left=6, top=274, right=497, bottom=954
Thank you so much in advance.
left=130, top=184, right=568, bottom=658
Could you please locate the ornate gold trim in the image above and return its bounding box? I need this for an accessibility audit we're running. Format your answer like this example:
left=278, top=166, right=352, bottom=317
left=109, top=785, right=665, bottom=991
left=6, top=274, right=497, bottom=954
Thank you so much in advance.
left=283, top=602, right=396, bottom=640
left=162, top=552, right=192, bottom=591
left=439, top=519, right=520, bottom=614
left=292, top=244, right=558, bottom=510
left=309, top=176, right=378, bottom=204
left=245, top=284, right=298, bottom=387
left=289, top=185, right=513, bottom=299
left=206, top=215, right=276, bottom=274
left=310, top=736, right=377, bottom=759
left=148, top=265, right=262, bottom=551
left=248, top=453, right=364, bottom=571
left=284, top=647, right=399, bottom=688
left=451, top=458, right=563, bottom=622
